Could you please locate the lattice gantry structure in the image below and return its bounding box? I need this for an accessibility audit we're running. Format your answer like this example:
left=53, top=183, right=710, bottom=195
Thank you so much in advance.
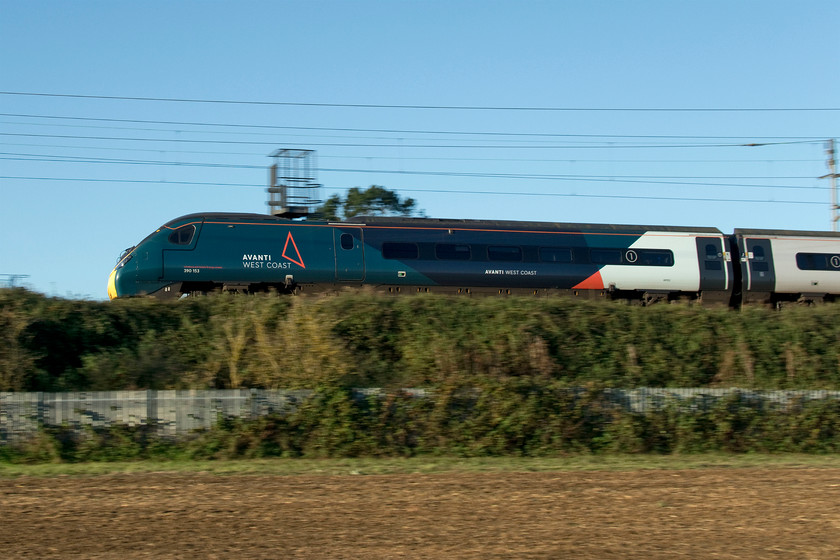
left=267, top=149, right=323, bottom=219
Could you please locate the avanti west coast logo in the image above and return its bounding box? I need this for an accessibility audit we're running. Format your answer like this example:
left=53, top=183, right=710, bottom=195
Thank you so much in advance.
left=242, top=232, right=305, bottom=269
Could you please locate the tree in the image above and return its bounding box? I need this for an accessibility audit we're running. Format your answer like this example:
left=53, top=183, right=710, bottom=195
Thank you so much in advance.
left=313, top=186, right=423, bottom=221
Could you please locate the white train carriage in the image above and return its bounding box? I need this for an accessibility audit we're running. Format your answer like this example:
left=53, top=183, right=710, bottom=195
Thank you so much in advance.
left=734, top=229, right=840, bottom=304
left=595, top=230, right=733, bottom=304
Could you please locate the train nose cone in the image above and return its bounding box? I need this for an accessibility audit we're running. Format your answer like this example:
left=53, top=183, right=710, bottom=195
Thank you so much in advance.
left=108, top=269, right=118, bottom=300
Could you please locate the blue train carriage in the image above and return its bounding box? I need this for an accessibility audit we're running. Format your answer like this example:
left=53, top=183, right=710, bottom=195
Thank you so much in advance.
left=734, top=228, right=840, bottom=305
left=109, top=213, right=349, bottom=299
left=358, top=216, right=733, bottom=304
left=108, top=212, right=734, bottom=303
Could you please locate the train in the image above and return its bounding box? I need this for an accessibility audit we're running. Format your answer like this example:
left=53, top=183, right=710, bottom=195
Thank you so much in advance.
left=108, top=212, right=840, bottom=307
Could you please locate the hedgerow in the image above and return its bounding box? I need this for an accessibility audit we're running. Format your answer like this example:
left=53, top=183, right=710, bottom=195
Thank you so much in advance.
left=3, top=288, right=840, bottom=392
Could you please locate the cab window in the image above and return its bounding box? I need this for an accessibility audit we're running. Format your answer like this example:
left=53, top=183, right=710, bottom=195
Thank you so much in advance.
left=168, top=225, right=196, bottom=245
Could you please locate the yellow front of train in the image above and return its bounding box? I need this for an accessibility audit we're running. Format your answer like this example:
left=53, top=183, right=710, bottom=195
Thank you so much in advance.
left=107, top=247, right=132, bottom=300
left=107, top=268, right=119, bottom=300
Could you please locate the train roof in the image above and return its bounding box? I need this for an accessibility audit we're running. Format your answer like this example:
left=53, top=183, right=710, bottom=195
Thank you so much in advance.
left=162, top=212, right=724, bottom=234
left=162, top=212, right=286, bottom=227
left=734, top=228, right=840, bottom=239
left=344, top=215, right=723, bottom=234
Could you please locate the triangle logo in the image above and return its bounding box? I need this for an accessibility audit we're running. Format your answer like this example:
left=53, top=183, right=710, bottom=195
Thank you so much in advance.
left=282, top=231, right=305, bottom=268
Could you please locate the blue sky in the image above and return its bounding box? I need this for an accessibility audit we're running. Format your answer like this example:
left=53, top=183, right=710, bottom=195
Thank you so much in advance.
left=1, top=1, right=838, bottom=299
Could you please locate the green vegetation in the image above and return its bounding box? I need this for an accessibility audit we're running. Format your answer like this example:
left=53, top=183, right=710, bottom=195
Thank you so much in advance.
left=4, top=453, right=840, bottom=479
left=313, top=185, right=422, bottom=221
left=5, top=287, right=840, bottom=463
left=3, top=287, right=840, bottom=392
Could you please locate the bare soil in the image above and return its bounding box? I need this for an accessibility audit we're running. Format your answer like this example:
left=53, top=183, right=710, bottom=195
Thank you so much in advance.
left=2, top=467, right=840, bottom=559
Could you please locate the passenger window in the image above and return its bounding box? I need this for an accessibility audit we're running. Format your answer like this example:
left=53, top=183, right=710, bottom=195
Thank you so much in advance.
left=383, top=242, right=419, bottom=259
left=340, top=233, right=355, bottom=250
left=590, top=249, right=622, bottom=265
left=168, top=225, right=195, bottom=245
left=539, top=247, right=573, bottom=263
left=751, top=245, right=769, bottom=272
left=436, top=244, right=471, bottom=260
left=796, top=253, right=840, bottom=271
left=704, top=244, right=722, bottom=270
left=637, top=249, right=674, bottom=267
left=796, top=253, right=821, bottom=270
left=705, top=244, right=720, bottom=260
left=488, top=246, right=522, bottom=262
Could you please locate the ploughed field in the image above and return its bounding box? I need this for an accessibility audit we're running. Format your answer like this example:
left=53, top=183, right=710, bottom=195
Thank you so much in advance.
left=2, top=467, right=839, bottom=559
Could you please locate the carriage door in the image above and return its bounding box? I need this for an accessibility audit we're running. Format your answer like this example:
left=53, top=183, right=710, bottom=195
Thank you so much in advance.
left=696, top=237, right=728, bottom=291
left=334, top=228, right=365, bottom=281
left=743, top=238, right=775, bottom=292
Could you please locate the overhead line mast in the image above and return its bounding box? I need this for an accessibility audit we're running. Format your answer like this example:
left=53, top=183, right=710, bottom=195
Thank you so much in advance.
left=823, top=140, right=839, bottom=231
left=267, top=149, right=322, bottom=219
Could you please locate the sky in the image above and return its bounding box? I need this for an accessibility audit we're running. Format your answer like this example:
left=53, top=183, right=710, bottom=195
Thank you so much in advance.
left=1, top=0, right=838, bottom=299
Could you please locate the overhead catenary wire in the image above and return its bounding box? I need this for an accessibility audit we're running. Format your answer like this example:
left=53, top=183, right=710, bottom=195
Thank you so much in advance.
left=0, top=150, right=822, bottom=178
left=0, top=92, right=831, bottom=214
left=0, top=131, right=817, bottom=150
left=0, top=112, right=829, bottom=142
left=0, top=152, right=827, bottom=191
left=0, top=175, right=825, bottom=206
left=2, top=91, right=840, bottom=112
left=0, top=156, right=825, bottom=192
left=0, top=141, right=822, bottom=165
